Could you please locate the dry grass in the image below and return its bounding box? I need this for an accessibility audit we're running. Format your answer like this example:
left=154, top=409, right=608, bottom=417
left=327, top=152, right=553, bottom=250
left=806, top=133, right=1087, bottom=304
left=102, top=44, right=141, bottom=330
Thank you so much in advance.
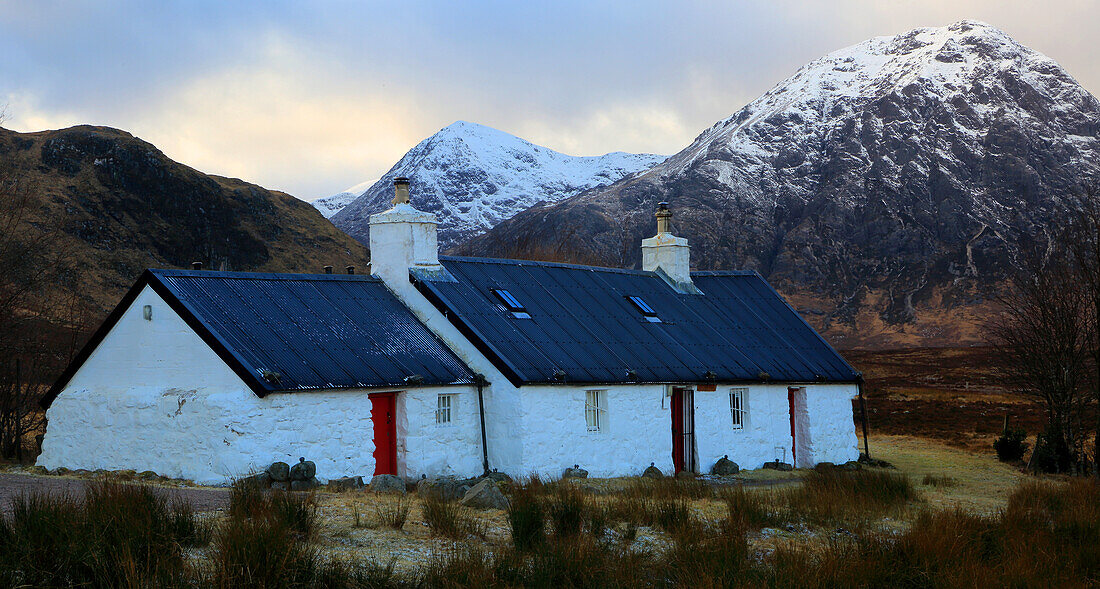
left=865, top=434, right=1030, bottom=513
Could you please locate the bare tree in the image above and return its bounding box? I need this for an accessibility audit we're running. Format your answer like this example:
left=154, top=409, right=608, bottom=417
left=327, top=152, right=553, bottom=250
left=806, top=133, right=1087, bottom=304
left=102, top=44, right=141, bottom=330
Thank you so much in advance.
left=1065, top=184, right=1100, bottom=474
left=0, top=164, right=86, bottom=461
left=989, top=239, right=1096, bottom=473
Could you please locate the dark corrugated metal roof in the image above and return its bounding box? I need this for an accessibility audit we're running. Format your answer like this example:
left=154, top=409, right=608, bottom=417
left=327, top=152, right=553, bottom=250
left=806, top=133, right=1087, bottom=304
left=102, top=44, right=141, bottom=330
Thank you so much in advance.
left=412, top=256, right=858, bottom=386
left=148, top=269, right=475, bottom=392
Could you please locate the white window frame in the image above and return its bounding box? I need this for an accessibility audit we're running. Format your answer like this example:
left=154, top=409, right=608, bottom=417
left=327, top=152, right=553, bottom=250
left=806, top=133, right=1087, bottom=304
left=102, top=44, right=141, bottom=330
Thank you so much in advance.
left=729, top=387, right=747, bottom=430
left=436, top=393, right=455, bottom=425
left=585, top=390, right=607, bottom=433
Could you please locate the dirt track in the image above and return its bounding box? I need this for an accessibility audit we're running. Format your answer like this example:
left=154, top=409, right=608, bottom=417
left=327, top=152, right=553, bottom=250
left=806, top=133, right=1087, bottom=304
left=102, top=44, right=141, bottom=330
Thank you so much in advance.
left=0, top=473, right=230, bottom=515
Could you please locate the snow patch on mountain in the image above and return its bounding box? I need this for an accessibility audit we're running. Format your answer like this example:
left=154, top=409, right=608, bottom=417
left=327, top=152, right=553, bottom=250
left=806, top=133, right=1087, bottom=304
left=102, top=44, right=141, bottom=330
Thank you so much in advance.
left=329, top=121, right=667, bottom=247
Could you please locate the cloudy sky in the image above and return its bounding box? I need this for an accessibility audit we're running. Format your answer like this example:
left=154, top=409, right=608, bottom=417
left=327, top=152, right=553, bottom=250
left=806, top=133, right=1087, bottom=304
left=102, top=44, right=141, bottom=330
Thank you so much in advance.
left=3, top=1, right=1098, bottom=200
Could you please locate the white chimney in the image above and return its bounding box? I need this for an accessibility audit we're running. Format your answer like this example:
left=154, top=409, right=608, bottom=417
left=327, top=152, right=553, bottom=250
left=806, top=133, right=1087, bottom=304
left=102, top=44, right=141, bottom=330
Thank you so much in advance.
left=369, top=177, right=442, bottom=284
left=641, top=202, right=697, bottom=293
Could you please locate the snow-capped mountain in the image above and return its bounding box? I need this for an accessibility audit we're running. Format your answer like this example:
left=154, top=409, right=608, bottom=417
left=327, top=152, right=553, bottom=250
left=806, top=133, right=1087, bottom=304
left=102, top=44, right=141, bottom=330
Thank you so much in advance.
left=459, top=21, right=1100, bottom=348
left=312, top=178, right=376, bottom=219
left=328, top=121, right=666, bottom=248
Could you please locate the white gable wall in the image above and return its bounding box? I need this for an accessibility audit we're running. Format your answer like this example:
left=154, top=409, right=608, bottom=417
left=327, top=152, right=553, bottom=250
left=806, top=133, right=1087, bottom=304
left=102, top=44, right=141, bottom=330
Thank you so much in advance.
left=37, top=285, right=483, bottom=484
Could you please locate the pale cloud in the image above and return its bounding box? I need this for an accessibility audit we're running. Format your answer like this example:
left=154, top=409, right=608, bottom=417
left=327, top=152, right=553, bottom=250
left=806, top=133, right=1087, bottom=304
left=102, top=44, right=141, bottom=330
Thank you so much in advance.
left=1, top=1, right=1097, bottom=200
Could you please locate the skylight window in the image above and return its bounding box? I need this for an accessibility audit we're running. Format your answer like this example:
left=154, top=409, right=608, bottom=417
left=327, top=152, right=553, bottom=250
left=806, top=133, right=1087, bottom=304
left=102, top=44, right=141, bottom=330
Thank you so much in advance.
left=627, top=295, right=661, bottom=323
left=492, top=289, right=531, bottom=319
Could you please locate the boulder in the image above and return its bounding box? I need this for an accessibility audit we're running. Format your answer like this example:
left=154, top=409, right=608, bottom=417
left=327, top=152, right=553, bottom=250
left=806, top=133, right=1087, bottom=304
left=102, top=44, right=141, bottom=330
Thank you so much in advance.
left=239, top=472, right=272, bottom=488
left=291, top=478, right=318, bottom=492
left=328, top=476, right=364, bottom=492
left=762, top=460, right=794, bottom=472
left=289, top=458, right=316, bottom=481
left=813, top=462, right=837, bottom=472
left=840, top=461, right=862, bottom=471
left=268, top=461, right=291, bottom=482
left=675, top=470, right=696, bottom=480
left=460, top=479, right=508, bottom=510
left=138, top=470, right=159, bottom=480
left=483, top=470, right=513, bottom=484
left=711, top=455, right=740, bottom=476
left=371, top=474, right=406, bottom=494
left=858, top=453, right=896, bottom=469
left=563, top=464, right=589, bottom=479
left=642, top=463, right=664, bottom=479
left=418, top=476, right=467, bottom=501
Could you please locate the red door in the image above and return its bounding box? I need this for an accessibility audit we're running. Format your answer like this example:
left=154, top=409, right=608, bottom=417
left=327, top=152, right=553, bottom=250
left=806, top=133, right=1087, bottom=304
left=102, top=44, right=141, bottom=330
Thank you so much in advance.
left=788, top=388, right=798, bottom=465
left=671, top=388, right=684, bottom=473
left=370, top=393, right=397, bottom=476
left=671, top=388, right=695, bottom=473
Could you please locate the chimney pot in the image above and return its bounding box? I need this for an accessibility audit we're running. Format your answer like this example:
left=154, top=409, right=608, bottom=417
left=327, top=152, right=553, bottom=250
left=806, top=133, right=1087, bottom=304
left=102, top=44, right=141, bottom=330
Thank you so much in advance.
left=346, top=265, right=355, bottom=275
left=191, top=261, right=202, bottom=270
left=641, top=202, right=696, bottom=293
left=392, top=177, right=410, bottom=205
left=323, top=265, right=333, bottom=274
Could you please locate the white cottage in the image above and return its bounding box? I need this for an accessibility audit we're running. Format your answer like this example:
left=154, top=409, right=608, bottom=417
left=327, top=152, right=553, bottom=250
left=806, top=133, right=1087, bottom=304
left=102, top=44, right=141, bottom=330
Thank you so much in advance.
left=38, top=178, right=860, bottom=484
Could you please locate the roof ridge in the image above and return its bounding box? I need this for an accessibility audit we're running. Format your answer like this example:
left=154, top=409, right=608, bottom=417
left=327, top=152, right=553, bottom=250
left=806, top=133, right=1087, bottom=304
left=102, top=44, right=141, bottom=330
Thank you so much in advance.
left=148, top=268, right=380, bottom=281
left=440, top=255, right=654, bottom=276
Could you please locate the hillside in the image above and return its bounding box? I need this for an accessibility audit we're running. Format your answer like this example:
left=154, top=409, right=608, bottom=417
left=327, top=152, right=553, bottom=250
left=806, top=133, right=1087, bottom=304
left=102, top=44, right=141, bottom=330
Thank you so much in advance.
left=0, top=125, right=369, bottom=317
left=328, top=121, right=666, bottom=249
left=457, top=21, right=1100, bottom=348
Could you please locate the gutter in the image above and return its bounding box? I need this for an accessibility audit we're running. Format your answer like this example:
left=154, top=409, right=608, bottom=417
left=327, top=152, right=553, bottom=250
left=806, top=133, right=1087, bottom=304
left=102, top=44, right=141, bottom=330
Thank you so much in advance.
left=474, top=373, right=490, bottom=475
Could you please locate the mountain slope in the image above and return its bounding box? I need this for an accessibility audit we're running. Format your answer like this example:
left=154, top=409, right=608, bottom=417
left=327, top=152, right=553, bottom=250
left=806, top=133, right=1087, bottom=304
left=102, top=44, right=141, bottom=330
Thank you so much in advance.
left=0, top=125, right=369, bottom=316
left=457, top=21, right=1100, bottom=348
left=329, top=121, right=666, bottom=248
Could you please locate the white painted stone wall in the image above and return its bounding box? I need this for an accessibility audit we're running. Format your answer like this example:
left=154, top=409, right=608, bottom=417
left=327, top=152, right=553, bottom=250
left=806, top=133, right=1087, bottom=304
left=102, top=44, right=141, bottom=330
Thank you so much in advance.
left=37, top=285, right=483, bottom=484
left=694, top=384, right=858, bottom=472
left=802, top=384, right=861, bottom=465
left=514, top=385, right=673, bottom=478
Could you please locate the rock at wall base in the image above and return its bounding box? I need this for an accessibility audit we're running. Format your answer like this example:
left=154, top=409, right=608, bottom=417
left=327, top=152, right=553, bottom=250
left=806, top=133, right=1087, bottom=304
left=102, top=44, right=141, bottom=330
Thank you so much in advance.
left=268, top=461, right=291, bottom=482
left=418, top=476, right=468, bottom=501
left=642, top=464, right=664, bottom=479
left=813, top=462, right=837, bottom=472
left=371, top=474, right=407, bottom=494
left=711, top=455, right=740, bottom=476
left=240, top=472, right=272, bottom=488
left=858, top=453, right=895, bottom=469
left=291, top=478, right=319, bottom=491
left=328, top=476, right=364, bottom=492
left=482, top=470, right=513, bottom=484
left=675, top=470, right=696, bottom=479
left=289, top=458, right=316, bottom=481
left=762, top=461, right=794, bottom=472
left=460, top=479, right=508, bottom=510
left=840, top=461, right=862, bottom=471
left=562, top=465, right=589, bottom=479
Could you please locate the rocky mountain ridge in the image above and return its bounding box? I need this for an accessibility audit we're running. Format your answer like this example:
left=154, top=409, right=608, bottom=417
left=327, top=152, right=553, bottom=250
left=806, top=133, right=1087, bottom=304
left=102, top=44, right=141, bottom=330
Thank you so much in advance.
left=328, top=121, right=666, bottom=248
left=457, top=21, right=1100, bottom=348
left=0, top=125, right=368, bottom=317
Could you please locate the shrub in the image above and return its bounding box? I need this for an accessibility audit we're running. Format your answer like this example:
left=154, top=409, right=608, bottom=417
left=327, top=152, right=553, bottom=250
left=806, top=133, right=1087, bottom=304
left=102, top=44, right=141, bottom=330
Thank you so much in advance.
left=921, top=474, right=959, bottom=488
left=507, top=483, right=545, bottom=551
left=422, top=493, right=484, bottom=539
left=781, top=468, right=916, bottom=524
left=1031, top=425, right=1075, bottom=473
left=547, top=483, right=588, bottom=538
left=993, top=427, right=1029, bottom=462
left=0, top=479, right=209, bottom=588
left=719, top=486, right=777, bottom=530
left=371, top=494, right=411, bottom=530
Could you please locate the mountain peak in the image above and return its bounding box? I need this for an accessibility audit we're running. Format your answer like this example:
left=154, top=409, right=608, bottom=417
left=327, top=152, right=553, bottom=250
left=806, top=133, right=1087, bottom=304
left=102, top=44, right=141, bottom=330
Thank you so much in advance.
left=459, top=22, right=1100, bottom=348
left=324, top=123, right=667, bottom=247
